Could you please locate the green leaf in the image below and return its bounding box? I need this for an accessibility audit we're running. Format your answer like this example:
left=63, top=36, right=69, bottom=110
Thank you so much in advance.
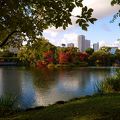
left=88, top=8, right=94, bottom=13
left=82, top=25, right=87, bottom=31
left=76, top=19, right=81, bottom=24
left=89, top=18, right=97, bottom=24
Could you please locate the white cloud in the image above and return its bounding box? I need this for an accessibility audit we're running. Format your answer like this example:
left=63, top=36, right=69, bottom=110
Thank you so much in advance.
left=60, top=33, right=78, bottom=47
left=44, top=29, right=59, bottom=37
left=112, top=41, right=120, bottom=48
left=83, top=0, right=119, bottom=19
left=50, top=32, right=58, bottom=37
left=72, top=0, right=119, bottom=19
left=99, top=40, right=107, bottom=47
left=99, top=40, right=120, bottom=48
left=43, top=0, right=120, bottom=47
left=44, top=0, right=119, bottom=34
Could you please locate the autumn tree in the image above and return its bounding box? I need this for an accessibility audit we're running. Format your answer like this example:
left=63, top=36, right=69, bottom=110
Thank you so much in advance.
left=0, top=0, right=97, bottom=48
left=17, top=37, right=56, bottom=65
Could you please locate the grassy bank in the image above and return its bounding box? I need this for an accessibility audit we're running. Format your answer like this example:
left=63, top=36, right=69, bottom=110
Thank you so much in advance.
left=1, top=94, right=120, bottom=120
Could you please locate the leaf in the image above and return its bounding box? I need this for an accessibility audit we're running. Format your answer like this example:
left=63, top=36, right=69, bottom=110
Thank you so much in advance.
left=63, top=25, right=66, bottom=30
left=88, top=8, right=93, bottom=14
left=76, top=15, right=80, bottom=18
left=111, top=1, right=115, bottom=5
left=89, top=18, right=97, bottom=24
left=84, top=24, right=89, bottom=27
left=83, top=6, right=87, bottom=11
left=82, top=25, right=87, bottom=31
left=76, top=19, right=81, bottom=24
left=75, top=0, right=83, bottom=7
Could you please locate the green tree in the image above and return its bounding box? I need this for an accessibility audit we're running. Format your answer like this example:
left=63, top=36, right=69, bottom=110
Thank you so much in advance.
left=89, top=50, right=112, bottom=66
left=0, top=0, right=97, bottom=48
left=111, top=0, right=120, bottom=26
left=85, top=48, right=94, bottom=55
left=115, top=49, right=120, bottom=62
left=100, top=46, right=111, bottom=52
left=18, top=37, right=56, bottom=66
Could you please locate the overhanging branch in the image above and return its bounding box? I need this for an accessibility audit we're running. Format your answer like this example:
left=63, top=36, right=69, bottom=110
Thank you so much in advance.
left=0, top=30, right=17, bottom=48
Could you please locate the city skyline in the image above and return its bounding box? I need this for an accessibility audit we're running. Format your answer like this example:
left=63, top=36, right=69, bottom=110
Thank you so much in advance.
left=77, top=35, right=90, bottom=52
left=43, top=0, right=120, bottom=48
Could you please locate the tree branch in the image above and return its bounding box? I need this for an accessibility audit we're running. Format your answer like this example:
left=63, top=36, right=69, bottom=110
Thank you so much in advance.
left=0, top=30, right=17, bottom=48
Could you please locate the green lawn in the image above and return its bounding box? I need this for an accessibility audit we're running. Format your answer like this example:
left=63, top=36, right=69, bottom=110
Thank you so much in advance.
left=1, top=94, right=120, bottom=120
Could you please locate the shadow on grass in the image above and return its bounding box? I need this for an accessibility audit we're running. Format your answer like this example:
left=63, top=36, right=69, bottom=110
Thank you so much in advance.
left=1, top=94, right=120, bottom=120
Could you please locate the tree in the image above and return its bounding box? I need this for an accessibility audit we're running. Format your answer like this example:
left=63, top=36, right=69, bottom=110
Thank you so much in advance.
left=111, top=0, right=120, bottom=5
left=89, top=50, right=112, bottom=66
left=111, top=0, right=120, bottom=26
left=0, top=0, right=97, bottom=48
left=43, top=50, right=55, bottom=64
left=115, top=49, right=120, bottom=62
left=85, top=48, right=94, bottom=55
left=17, top=37, right=56, bottom=66
left=100, top=46, right=111, bottom=52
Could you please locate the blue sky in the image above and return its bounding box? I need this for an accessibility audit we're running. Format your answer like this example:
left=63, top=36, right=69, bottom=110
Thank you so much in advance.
left=43, top=0, right=120, bottom=48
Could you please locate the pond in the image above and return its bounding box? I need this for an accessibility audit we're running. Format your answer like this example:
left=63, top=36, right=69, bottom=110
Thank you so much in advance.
left=0, top=66, right=118, bottom=108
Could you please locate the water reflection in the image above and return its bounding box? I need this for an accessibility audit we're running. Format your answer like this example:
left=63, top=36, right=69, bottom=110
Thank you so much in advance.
left=0, top=67, right=117, bottom=108
left=1, top=67, right=22, bottom=95
left=32, top=67, right=113, bottom=106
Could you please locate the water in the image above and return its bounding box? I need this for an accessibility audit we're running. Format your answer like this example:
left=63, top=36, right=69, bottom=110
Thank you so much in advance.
left=0, top=66, right=118, bottom=108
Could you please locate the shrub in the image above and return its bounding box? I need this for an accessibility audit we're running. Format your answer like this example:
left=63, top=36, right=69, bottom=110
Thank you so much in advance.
left=0, top=94, right=19, bottom=116
left=36, top=60, right=47, bottom=68
left=47, top=63, right=55, bottom=69
left=0, top=57, right=19, bottom=62
left=96, top=70, right=120, bottom=94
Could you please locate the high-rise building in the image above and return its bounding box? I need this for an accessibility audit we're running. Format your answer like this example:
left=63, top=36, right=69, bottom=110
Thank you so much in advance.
left=67, top=43, right=74, bottom=47
left=85, top=40, right=90, bottom=49
left=93, top=42, right=99, bottom=51
left=77, top=35, right=90, bottom=52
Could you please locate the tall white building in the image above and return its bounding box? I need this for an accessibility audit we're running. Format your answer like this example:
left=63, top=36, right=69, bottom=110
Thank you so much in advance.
left=85, top=40, right=90, bottom=49
left=93, top=42, right=99, bottom=51
left=77, top=35, right=90, bottom=52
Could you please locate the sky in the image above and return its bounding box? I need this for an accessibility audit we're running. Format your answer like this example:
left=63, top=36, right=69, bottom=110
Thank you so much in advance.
left=43, top=0, right=120, bottom=48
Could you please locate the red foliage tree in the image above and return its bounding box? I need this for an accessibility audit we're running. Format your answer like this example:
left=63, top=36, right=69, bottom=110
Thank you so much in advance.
left=79, top=52, right=89, bottom=61
left=43, top=50, right=54, bottom=64
left=58, top=52, right=69, bottom=64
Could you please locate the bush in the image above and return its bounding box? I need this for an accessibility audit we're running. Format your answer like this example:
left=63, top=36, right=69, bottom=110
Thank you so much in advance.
left=0, top=94, right=19, bottom=116
left=96, top=70, right=120, bottom=94
left=47, top=63, right=55, bottom=69
left=0, top=51, right=15, bottom=57
left=36, top=60, right=47, bottom=68
left=0, top=57, right=19, bottom=62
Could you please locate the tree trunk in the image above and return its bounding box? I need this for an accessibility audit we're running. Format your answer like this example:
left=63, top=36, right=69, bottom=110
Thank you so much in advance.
left=0, top=31, right=17, bottom=48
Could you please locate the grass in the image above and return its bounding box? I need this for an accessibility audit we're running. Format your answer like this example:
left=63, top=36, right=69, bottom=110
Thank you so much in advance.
left=0, top=94, right=20, bottom=117
left=1, top=94, right=120, bottom=120
left=95, top=70, right=120, bottom=93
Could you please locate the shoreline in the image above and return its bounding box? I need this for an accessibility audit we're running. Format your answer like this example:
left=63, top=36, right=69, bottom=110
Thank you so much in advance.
left=2, top=93, right=120, bottom=120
